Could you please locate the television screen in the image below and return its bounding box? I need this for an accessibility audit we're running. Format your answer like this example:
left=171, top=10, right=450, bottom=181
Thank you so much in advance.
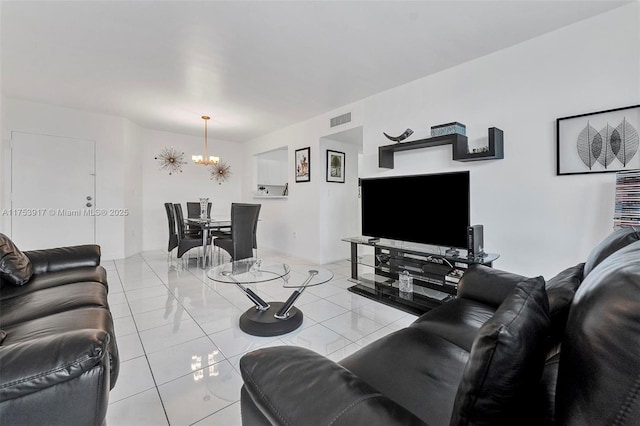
left=361, top=171, right=470, bottom=248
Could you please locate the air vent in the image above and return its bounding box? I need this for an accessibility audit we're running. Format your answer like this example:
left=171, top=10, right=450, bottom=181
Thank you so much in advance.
left=330, top=112, right=351, bottom=128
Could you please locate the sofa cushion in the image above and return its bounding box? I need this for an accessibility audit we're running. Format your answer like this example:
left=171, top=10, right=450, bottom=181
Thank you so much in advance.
left=450, top=276, right=550, bottom=426
left=457, top=265, right=527, bottom=308
left=583, top=227, right=640, bottom=277
left=2, top=307, right=120, bottom=389
left=0, top=234, right=33, bottom=286
left=411, top=297, right=497, bottom=352
left=0, top=282, right=108, bottom=328
left=545, top=263, right=584, bottom=350
left=556, top=240, right=640, bottom=426
left=340, top=327, right=469, bottom=426
left=0, top=266, right=108, bottom=302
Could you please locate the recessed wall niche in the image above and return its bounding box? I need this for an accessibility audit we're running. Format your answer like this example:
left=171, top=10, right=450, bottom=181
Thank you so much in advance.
left=255, top=146, right=288, bottom=197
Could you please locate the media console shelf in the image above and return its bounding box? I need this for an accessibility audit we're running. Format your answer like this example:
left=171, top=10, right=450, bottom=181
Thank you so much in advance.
left=378, top=127, right=503, bottom=169
left=342, top=236, right=499, bottom=315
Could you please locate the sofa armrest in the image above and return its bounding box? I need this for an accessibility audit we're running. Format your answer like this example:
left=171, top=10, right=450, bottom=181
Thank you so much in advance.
left=240, top=346, right=425, bottom=426
left=0, top=329, right=109, bottom=401
left=24, top=245, right=101, bottom=275
left=457, top=264, right=528, bottom=308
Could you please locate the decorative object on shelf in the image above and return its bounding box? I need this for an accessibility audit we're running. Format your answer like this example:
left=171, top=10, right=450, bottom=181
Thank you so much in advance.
left=326, top=150, right=345, bottom=183
left=155, top=146, right=186, bottom=175
left=613, top=170, right=640, bottom=228
left=282, top=182, right=289, bottom=196
left=431, top=122, right=466, bottom=137
left=378, top=127, right=503, bottom=169
left=557, top=105, right=639, bottom=175
left=193, top=116, right=220, bottom=166
left=199, top=197, right=209, bottom=219
left=209, top=161, right=231, bottom=184
left=295, top=147, right=310, bottom=182
left=383, top=128, right=413, bottom=143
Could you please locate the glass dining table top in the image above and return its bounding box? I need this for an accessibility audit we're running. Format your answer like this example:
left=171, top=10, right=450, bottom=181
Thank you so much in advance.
left=207, top=258, right=333, bottom=288
left=185, top=218, right=231, bottom=227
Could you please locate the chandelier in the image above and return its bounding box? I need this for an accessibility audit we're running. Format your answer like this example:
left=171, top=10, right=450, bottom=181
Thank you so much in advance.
left=192, top=116, right=219, bottom=165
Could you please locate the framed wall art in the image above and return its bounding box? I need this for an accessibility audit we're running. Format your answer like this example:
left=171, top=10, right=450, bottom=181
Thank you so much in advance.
left=326, top=150, right=345, bottom=183
left=295, top=147, right=310, bottom=182
left=557, top=104, right=639, bottom=175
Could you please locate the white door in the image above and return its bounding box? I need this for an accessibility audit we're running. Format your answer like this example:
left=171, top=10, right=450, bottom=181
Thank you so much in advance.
left=10, top=132, right=96, bottom=250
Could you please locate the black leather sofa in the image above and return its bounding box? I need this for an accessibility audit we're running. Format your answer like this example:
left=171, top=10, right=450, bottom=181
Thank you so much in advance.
left=240, top=227, right=640, bottom=426
left=0, top=234, right=119, bottom=426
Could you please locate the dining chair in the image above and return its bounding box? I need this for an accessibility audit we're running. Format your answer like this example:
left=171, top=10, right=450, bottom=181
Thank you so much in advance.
left=164, top=203, right=179, bottom=259
left=174, top=203, right=211, bottom=265
left=214, top=203, right=261, bottom=261
left=186, top=202, right=212, bottom=237
left=186, top=202, right=212, bottom=219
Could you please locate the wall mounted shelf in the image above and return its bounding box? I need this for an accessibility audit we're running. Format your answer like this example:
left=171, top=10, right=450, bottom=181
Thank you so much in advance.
left=378, top=127, right=503, bottom=169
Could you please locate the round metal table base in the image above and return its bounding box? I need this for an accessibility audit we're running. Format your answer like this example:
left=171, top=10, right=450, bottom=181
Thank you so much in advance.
left=239, top=302, right=303, bottom=336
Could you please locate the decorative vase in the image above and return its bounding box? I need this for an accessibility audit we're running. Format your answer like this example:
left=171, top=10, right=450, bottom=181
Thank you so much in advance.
left=199, top=197, right=209, bottom=219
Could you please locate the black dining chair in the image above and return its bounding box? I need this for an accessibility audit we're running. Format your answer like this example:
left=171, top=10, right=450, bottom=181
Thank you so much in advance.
left=186, top=202, right=212, bottom=219
left=186, top=202, right=212, bottom=237
left=214, top=203, right=261, bottom=261
left=174, top=203, right=211, bottom=265
left=164, top=203, right=179, bottom=259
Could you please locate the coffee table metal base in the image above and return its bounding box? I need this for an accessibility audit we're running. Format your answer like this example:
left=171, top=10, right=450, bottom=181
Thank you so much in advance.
left=239, top=302, right=303, bottom=336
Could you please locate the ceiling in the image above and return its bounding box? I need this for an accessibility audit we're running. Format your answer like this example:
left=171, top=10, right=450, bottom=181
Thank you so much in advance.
left=1, top=1, right=630, bottom=142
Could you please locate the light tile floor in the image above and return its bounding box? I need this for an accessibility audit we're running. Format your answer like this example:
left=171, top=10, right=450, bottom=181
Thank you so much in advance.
left=105, top=248, right=417, bottom=425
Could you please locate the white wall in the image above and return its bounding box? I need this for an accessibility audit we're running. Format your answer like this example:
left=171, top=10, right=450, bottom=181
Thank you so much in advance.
left=319, top=137, right=360, bottom=265
left=241, top=3, right=640, bottom=277
left=0, top=98, right=242, bottom=259
left=123, top=119, right=144, bottom=257
left=241, top=104, right=363, bottom=264
left=359, top=3, right=640, bottom=278
left=1, top=97, right=129, bottom=259
left=142, top=128, right=242, bottom=252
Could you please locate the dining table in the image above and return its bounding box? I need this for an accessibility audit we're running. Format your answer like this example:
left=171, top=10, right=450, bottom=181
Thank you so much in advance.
left=184, top=217, right=231, bottom=267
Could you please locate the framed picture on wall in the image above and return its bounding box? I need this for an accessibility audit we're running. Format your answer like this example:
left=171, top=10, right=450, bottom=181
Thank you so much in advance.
left=557, top=104, right=640, bottom=175
left=295, top=147, right=310, bottom=182
left=326, top=150, right=345, bottom=183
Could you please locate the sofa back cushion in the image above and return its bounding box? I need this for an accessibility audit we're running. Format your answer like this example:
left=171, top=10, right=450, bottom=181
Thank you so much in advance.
left=457, top=265, right=527, bottom=308
left=450, top=276, right=550, bottom=426
left=555, top=240, right=640, bottom=426
left=0, top=234, right=33, bottom=286
left=583, top=227, right=640, bottom=277
left=545, top=263, right=584, bottom=350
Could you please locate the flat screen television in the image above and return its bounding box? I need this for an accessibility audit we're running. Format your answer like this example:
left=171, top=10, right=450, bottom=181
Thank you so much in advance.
left=360, top=171, right=470, bottom=248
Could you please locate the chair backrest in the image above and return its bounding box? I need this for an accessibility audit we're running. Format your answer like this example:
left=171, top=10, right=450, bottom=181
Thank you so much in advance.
left=164, top=203, right=178, bottom=251
left=173, top=203, right=187, bottom=240
left=230, top=203, right=261, bottom=261
left=187, top=202, right=212, bottom=219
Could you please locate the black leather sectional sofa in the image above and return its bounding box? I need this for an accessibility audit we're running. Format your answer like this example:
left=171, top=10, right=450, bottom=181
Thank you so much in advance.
left=0, top=234, right=119, bottom=426
left=240, top=227, right=640, bottom=426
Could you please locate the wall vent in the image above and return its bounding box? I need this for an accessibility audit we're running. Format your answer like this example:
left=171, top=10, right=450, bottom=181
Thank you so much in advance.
left=330, top=112, right=351, bottom=128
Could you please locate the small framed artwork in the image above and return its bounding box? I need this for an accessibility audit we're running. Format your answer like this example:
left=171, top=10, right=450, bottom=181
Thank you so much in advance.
left=557, top=104, right=639, bottom=175
left=326, top=150, right=345, bottom=183
left=295, top=147, right=310, bottom=182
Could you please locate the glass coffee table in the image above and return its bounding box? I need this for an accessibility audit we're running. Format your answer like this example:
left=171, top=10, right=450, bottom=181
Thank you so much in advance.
left=207, top=259, right=334, bottom=336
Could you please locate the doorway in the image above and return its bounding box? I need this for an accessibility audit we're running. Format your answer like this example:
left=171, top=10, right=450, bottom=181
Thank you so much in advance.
left=10, top=132, right=96, bottom=250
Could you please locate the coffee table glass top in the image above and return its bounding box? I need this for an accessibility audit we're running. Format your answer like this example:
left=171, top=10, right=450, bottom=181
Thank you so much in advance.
left=207, top=259, right=290, bottom=285
left=282, top=267, right=333, bottom=288
left=207, top=258, right=333, bottom=288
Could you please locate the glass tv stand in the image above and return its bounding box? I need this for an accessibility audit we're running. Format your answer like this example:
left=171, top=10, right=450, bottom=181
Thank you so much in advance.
left=342, top=236, right=499, bottom=315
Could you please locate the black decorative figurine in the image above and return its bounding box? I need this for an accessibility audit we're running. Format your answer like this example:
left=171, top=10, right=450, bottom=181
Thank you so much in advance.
left=383, top=128, right=413, bottom=143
